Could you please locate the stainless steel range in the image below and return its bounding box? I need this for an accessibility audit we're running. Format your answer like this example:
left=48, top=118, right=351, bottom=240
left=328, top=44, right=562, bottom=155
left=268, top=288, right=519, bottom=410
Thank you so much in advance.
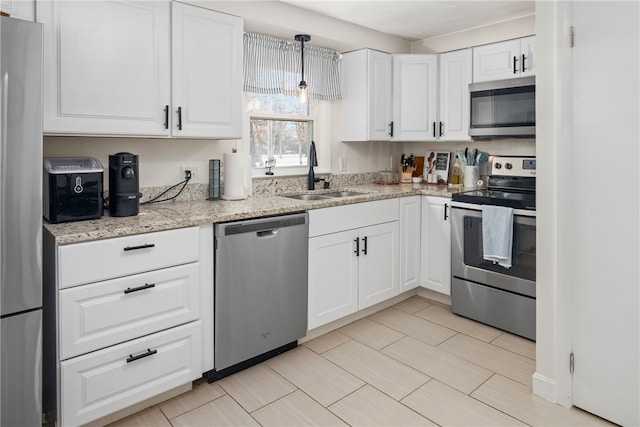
left=450, top=156, right=536, bottom=340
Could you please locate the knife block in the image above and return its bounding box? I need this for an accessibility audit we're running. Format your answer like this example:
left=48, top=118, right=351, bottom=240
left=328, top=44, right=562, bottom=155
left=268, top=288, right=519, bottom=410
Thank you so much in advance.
left=398, top=165, right=416, bottom=183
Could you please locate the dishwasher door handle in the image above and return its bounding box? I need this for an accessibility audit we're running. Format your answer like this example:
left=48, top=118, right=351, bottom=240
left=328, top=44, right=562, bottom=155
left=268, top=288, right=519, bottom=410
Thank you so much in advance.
left=256, top=229, right=279, bottom=238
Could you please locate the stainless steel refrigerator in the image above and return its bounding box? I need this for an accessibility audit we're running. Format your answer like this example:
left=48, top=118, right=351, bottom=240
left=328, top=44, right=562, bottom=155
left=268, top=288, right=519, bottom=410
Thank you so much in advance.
left=0, top=16, right=43, bottom=426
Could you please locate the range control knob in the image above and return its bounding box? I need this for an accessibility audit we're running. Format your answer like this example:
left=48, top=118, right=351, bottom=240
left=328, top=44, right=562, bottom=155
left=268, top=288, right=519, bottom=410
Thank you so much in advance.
left=505, top=163, right=513, bottom=170
left=494, top=163, right=502, bottom=169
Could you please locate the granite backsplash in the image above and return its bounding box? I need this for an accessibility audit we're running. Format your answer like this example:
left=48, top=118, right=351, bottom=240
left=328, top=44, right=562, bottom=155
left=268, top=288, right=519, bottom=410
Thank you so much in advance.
left=128, top=172, right=387, bottom=203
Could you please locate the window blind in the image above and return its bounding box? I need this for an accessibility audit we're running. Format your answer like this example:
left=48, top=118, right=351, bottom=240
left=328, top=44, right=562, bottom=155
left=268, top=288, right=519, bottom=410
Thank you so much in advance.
left=243, top=32, right=341, bottom=101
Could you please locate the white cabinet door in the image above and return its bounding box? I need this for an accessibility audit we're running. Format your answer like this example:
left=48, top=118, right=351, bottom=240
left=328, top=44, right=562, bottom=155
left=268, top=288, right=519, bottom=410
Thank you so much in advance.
left=399, top=196, right=421, bottom=292
left=472, top=39, right=521, bottom=83
left=1, top=0, right=35, bottom=21
left=308, top=230, right=359, bottom=329
left=439, top=49, right=472, bottom=141
left=59, top=263, right=200, bottom=359
left=38, top=0, right=171, bottom=135
left=171, top=2, right=242, bottom=138
left=58, top=227, right=200, bottom=289
left=473, top=37, right=536, bottom=82
left=341, top=49, right=392, bottom=141
left=359, top=222, right=399, bottom=309
left=61, top=321, right=202, bottom=427
left=420, top=197, right=451, bottom=295
left=519, top=36, right=536, bottom=77
left=392, top=54, right=438, bottom=141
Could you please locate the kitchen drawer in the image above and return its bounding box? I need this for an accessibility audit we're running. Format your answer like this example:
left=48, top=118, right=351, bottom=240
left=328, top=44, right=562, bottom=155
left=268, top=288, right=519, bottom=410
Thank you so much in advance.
left=60, top=321, right=202, bottom=427
left=58, top=227, right=200, bottom=288
left=59, top=263, right=200, bottom=359
left=309, top=198, right=399, bottom=237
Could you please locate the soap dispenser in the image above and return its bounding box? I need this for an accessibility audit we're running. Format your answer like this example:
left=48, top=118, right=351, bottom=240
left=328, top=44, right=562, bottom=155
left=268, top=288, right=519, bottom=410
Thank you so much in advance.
left=449, top=156, right=463, bottom=188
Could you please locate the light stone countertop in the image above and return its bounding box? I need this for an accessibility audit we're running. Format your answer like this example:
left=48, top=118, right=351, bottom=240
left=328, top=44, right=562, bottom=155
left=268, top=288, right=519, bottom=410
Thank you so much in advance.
left=44, top=183, right=466, bottom=245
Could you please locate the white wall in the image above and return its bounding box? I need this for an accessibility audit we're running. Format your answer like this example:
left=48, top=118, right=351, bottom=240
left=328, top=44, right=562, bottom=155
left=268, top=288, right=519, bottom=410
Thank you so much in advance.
left=411, top=14, right=535, bottom=53
left=532, top=0, right=568, bottom=404
left=187, top=0, right=412, bottom=54
left=43, top=136, right=239, bottom=189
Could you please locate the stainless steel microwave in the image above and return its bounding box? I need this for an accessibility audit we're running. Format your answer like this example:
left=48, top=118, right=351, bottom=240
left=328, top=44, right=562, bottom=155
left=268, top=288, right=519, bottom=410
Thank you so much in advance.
left=469, top=76, right=535, bottom=139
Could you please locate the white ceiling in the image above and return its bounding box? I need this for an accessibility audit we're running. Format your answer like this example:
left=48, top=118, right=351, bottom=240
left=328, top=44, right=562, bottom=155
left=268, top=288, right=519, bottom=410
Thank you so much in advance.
left=279, top=1, right=535, bottom=42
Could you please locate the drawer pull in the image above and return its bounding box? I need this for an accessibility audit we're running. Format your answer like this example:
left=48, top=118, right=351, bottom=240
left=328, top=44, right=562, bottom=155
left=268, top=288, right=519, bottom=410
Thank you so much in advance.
left=124, top=283, right=156, bottom=294
left=123, top=243, right=155, bottom=252
left=126, top=348, right=157, bottom=364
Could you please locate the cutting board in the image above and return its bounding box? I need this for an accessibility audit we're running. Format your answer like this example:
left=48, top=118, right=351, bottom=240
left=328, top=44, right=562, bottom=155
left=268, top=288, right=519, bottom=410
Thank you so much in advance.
left=413, top=156, right=424, bottom=177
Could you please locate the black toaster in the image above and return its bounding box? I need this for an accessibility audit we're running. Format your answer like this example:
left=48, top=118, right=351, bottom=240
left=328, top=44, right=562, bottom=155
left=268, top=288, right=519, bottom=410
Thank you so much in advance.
left=43, top=157, right=104, bottom=223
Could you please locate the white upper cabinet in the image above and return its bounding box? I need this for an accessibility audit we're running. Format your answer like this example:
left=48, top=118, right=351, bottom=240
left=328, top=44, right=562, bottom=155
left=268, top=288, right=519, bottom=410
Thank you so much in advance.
left=1, top=0, right=35, bottom=21
left=473, top=36, right=536, bottom=82
left=171, top=2, right=242, bottom=138
left=38, top=0, right=242, bottom=138
left=438, top=49, right=472, bottom=141
left=519, top=36, right=536, bottom=77
left=392, top=54, right=438, bottom=141
left=39, top=0, right=171, bottom=136
left=341, top=49, right=393, bottom=141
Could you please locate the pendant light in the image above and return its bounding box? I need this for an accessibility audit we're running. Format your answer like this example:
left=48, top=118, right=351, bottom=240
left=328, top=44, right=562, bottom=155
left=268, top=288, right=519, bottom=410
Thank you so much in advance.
left=295, top=34, right=310, bottom=103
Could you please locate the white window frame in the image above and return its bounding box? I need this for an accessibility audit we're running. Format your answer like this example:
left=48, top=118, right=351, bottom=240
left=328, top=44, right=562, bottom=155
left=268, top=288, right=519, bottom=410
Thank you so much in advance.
left=245, top=94, right=331, bottom=177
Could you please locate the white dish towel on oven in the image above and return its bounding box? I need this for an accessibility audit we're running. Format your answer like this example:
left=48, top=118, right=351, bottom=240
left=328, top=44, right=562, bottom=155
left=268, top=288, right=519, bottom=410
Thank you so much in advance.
left=482, top=205, right=514, bottom=268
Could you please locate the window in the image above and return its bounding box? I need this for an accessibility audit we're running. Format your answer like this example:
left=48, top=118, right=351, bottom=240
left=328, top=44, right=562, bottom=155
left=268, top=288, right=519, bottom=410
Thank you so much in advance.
left=248, top=92, right=313, bottom=170
left=243, top=32, right=340, bottom=176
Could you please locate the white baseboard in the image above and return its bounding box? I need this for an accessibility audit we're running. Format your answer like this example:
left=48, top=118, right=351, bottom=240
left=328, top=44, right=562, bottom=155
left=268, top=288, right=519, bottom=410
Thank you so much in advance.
left=532, top=372, right=559, bottom=404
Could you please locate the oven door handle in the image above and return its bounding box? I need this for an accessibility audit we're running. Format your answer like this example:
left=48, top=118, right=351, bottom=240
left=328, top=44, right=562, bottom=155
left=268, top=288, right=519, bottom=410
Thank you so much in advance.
left=450, top=201, right=537, bottom=218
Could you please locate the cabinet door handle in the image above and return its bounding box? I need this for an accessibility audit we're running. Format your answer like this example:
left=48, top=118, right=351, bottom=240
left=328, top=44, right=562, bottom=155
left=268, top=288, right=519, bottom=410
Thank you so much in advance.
left=123, top=243, right=155, bottom=252
left=354, top=238, right=360, bottom=256
left=444, top=203, right=449, bottom=221
left=163, top=105, right=169, bottom=129
left=521, top=54, right=527, bottom=72
left=124, top=283, right=156, bottom=294
left=362, top=236, right=368, bottom=255
left=432, top=122, right=436, bottom=138
left=177, top=106, right=183, bottom=130
left=439, top=121, right=444, bottom=137
left=513, top=56, right=518, bottom=74
left=126, top=348, right=157, bottom=364
left=389, top=121, right=394, bottom=137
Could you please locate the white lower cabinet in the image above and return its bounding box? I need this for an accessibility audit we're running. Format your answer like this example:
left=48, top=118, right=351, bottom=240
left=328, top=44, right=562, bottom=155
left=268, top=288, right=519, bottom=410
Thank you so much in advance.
left=358, top=222, right=399, bottom=309
left=420, top=196, right=451, bottom=295
left=59, top=263, right=200, bottom=360
left=399, top=196, right=421, bottom=292
left=43, top=226, right=206, bottom=426
left=61, top=321, right=202, bottom=427
left=308, top=230, right=359, bottom=329
left=308, top=199, right=399, bottom=329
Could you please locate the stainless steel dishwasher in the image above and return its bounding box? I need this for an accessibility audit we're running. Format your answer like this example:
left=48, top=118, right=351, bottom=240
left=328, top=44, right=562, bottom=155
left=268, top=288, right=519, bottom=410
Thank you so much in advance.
left=207, top=212, right=309, bottom=381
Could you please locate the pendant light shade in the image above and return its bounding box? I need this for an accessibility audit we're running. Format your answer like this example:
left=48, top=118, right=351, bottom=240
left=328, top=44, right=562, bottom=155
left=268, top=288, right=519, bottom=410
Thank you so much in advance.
left=295, top=34, right=310, bottom=103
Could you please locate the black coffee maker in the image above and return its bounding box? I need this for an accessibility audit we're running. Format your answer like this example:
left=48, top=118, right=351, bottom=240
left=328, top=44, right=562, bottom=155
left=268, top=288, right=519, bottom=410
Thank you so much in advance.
left=109, top=152, right=142, bottom=217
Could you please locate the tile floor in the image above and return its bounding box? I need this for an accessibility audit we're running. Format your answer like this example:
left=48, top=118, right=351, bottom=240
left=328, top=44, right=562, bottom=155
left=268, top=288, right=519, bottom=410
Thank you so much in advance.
left=108, top=296, right=613, bottom=427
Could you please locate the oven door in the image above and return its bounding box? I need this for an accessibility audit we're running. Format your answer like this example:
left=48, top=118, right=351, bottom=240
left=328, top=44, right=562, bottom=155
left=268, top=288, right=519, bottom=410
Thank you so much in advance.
left=451, top=202, right=536, bottom=297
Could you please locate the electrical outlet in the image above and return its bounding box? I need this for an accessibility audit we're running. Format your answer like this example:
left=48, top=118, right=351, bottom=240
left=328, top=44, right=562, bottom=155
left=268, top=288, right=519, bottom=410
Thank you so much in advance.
left=181, top=166, right=198, bottom=181
left=339, top=157, right=347, bottom=172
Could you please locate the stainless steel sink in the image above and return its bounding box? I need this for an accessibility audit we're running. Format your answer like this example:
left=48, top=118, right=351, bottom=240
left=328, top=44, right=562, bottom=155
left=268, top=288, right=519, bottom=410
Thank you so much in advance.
left=285, top=194, right=332, bottom=201
left=324, top=191, right=367, bottom=198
